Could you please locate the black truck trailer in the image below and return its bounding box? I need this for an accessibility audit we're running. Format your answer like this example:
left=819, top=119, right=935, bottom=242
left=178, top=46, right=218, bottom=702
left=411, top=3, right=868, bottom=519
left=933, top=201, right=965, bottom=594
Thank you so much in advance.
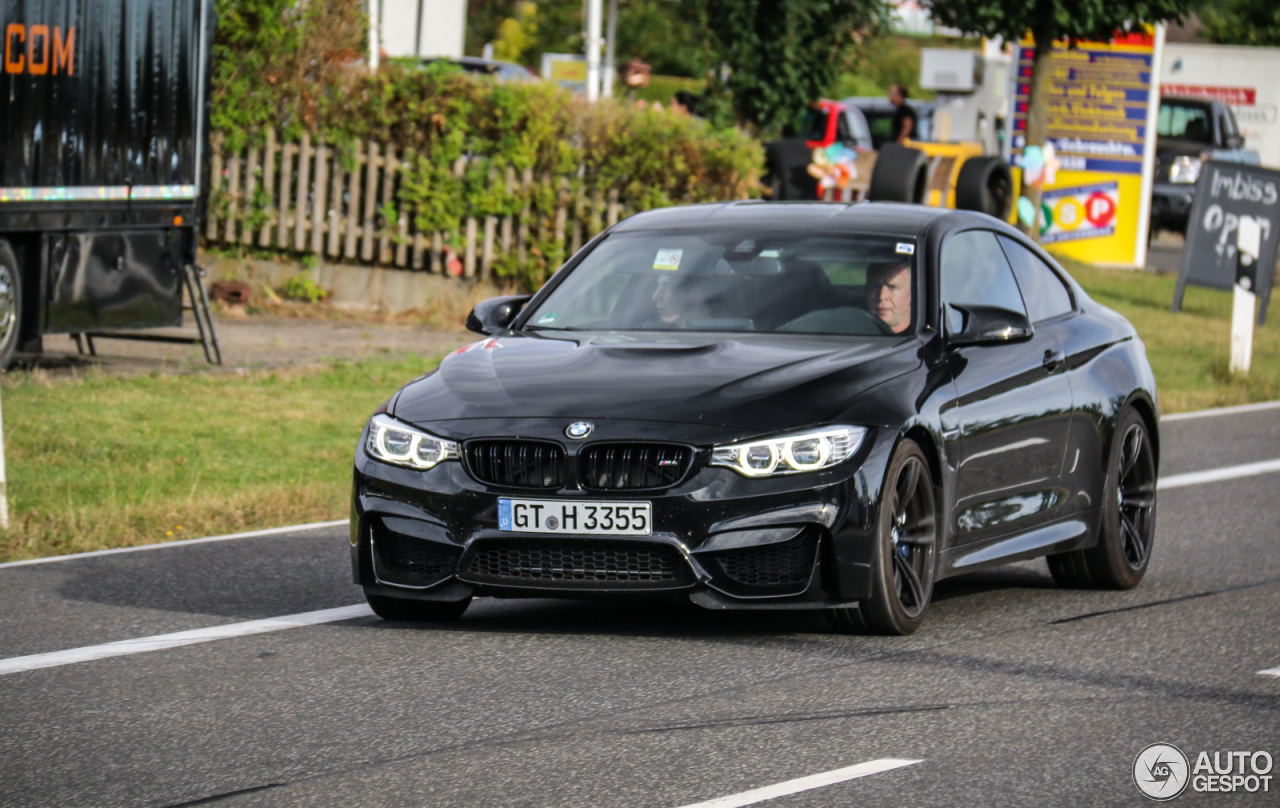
left=0, top=0, right=218, bottom=368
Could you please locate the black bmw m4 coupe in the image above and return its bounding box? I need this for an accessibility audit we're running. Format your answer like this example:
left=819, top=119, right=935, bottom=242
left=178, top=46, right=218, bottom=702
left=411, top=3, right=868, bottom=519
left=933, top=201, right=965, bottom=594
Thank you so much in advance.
left=351, top=201, right=1159, bottom=634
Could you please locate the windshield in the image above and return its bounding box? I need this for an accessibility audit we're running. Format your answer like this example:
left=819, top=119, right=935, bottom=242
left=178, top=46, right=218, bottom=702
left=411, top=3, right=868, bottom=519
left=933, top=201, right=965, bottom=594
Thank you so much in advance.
left=800, top=107, right=829, bottom=141
left=523, top=229, right=917, bottom=337
left=1158, top=101, right=1212, bottom=143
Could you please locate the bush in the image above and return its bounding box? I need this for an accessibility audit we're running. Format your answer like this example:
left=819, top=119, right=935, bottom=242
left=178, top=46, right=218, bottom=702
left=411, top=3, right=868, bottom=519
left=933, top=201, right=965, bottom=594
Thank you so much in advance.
left=212, top=5, right=763, bottom=290
left=280, top=274, right=328, bottom=303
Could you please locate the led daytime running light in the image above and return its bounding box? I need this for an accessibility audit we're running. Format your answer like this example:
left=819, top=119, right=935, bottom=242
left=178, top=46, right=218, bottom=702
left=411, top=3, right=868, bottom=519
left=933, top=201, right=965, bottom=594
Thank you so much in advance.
left=710, top=426, right=865, bottom=477
left=365, top=414, right=459, bottom=470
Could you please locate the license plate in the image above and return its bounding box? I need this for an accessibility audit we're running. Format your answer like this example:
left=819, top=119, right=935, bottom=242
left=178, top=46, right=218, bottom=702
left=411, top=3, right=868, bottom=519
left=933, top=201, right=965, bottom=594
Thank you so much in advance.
left=498, top=498, right=652, bottom=536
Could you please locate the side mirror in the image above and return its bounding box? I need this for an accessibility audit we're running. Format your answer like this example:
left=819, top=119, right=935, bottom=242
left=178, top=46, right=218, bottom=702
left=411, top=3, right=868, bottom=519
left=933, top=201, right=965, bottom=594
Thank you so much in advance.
left=466, top=295, right=532, bottom=335
left=1226, top=134, right=1244, bottom=150
left=946, top=304, right=1034, bottom=347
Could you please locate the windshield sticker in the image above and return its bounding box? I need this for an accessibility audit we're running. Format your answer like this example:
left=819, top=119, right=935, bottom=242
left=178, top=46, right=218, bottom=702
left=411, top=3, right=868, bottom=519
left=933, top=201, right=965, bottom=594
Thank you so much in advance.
left=653, top=248, right=683, bottom=270
left=536, top=312, right=559, bottom=325
left=896, top=242, right=915, bottom=255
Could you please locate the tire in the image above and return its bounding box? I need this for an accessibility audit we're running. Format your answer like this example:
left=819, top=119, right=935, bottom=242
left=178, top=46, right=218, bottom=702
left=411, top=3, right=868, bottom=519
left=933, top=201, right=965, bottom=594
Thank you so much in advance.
left=0, top=241, right=24, bottom=369
left=366, top=593, right=472, bottom=622
left=954, top=156, right=1013, bottom=220
left=1048, top=409, right=1156, bottom=590
left=868, top=144, right=929, bottom=205
left=830, top=439, right=938, bottom=635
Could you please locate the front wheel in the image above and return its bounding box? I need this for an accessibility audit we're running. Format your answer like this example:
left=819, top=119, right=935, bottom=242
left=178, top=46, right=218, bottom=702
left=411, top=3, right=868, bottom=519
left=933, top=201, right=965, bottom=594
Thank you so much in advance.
left=366, top=593, right=472, bottom=622
left=831, top=439, right=937, bottom=635
left=1048, top=408, right=1156, bottom=589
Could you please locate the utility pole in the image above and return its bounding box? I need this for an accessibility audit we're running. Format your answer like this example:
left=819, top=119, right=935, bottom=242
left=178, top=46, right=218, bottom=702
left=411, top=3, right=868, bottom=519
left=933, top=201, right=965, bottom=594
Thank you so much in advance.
left=585, top=0, right=602, bottom=101
left=368, top=0, right=380, bottom=71
left=602, top=0, right=617, bottom=99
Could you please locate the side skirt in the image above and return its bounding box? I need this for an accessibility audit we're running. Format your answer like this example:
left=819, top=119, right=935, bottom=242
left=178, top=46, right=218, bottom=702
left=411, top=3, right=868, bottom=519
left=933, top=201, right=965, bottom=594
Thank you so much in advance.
left=937, top=508, right=1101, bottom=578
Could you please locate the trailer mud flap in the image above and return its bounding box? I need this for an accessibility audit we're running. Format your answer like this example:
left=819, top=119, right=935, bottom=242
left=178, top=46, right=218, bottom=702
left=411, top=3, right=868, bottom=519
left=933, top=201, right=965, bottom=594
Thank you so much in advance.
left=43, top=230, right=184, bottom=333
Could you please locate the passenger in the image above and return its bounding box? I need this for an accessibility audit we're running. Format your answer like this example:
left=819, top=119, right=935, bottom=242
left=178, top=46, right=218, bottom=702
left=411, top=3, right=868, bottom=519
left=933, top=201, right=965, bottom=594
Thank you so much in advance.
left=865, top=261, right=912, bottom=333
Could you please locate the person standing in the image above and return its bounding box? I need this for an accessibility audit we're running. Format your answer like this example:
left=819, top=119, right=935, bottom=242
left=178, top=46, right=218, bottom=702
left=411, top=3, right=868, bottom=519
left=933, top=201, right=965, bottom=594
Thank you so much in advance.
left=888, top=83, right=917, bottom=144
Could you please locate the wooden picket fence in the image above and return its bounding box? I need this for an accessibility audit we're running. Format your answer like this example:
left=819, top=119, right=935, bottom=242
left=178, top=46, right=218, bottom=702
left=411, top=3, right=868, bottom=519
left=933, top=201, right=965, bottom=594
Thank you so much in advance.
left=203, top=130, right=630, bottom=279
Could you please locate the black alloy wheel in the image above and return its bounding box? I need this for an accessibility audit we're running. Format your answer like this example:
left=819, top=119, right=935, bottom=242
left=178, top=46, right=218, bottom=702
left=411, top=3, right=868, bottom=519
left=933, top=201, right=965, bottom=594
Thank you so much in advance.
left=831, top=439, right=937, bottom=634
left=1048, top=408, right=1157, bottom=589
left=366, top=593, right=472, bottom=622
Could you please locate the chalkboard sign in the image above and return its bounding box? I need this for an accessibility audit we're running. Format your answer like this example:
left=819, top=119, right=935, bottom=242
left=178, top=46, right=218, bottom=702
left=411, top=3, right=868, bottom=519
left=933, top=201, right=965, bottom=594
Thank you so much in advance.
left=1173, top=161, right=1280, bottom=324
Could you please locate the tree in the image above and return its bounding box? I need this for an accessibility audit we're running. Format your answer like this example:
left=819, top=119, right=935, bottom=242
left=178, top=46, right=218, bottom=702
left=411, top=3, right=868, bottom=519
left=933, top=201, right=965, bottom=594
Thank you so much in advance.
left=1200, top=0, right=1280, bottom=47
left=700, top=0, right=886, bottom=132
left=925, top=0, right=1193, bottom=237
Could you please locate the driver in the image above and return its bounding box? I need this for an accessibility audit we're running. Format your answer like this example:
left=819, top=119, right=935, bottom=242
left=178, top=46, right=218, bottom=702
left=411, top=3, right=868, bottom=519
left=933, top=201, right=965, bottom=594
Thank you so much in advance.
left=865, top=261, right=912, bottom=334
left=652, top=274, right=720, bottom=327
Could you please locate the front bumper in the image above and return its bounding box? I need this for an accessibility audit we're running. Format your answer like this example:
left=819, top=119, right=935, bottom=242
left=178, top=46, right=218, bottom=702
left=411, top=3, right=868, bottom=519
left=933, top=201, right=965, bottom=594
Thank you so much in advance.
left=1150, top=183, right=1194, bottom=233
left=350, top=423, right=890, bottom=609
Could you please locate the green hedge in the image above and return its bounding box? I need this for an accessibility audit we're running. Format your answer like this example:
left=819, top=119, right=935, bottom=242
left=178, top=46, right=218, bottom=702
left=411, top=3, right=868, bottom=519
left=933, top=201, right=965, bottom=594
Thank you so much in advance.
left=211, top=3, right=762, bottom=289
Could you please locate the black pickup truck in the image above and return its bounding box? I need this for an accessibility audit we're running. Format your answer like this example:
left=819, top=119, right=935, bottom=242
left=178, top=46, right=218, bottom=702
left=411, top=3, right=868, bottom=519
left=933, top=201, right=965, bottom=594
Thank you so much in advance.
left=1150, top=95, right=1259, bottom=237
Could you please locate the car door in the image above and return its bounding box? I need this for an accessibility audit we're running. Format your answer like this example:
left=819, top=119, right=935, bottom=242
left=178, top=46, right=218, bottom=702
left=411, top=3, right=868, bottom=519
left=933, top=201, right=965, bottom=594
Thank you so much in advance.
left=997, top=235, right=1093, bottom=514
left=941, top=230, right=1074, bottom=545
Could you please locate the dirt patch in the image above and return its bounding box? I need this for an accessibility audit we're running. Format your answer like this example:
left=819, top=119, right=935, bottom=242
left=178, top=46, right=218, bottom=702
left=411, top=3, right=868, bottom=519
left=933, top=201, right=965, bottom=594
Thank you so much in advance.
left=19, top=312, right=475, bottom=377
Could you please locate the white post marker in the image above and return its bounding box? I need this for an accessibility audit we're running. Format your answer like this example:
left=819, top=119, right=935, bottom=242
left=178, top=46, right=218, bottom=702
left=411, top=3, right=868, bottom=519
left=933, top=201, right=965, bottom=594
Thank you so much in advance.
left=1230, top=214, right=1261, bottom=375
left=0, top=380, right=7, bottom=530
left=585, top=0, right=602, bottom=101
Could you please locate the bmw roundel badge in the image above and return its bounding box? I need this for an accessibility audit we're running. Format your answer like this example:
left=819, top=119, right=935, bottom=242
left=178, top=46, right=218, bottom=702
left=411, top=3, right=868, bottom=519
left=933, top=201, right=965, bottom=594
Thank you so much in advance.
left=565, top=422, right=594, bottom=439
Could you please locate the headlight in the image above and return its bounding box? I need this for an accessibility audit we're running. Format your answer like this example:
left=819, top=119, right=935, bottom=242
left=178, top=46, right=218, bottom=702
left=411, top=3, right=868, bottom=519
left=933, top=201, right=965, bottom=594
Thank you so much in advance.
left=365, top=414, right=458, bottom=470
left=1169, top=156, right=1201, bottom=184
left=710, top=426, right=866, bottom=477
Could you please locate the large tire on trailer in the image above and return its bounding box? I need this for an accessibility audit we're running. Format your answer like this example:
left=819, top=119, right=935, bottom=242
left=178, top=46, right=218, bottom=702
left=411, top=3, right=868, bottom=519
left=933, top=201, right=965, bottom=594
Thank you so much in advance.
left=0, top=242, right=23, bottom=369
left=868, top=144, right=929, bottom=205
left=954, top=156, right=1013, bottom=220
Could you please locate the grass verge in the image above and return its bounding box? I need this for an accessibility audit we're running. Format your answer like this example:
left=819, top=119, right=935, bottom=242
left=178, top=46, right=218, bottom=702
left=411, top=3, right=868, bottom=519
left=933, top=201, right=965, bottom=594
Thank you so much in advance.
left=0, top=356, right=441, bottom=563
left=0, top=264, right=1275, bottom=561
left=1059, top=259, right=1279, bottom=413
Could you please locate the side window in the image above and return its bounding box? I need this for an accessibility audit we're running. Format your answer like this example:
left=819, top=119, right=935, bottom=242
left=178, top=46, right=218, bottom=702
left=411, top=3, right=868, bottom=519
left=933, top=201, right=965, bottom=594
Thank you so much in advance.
left=997, top=235, right=1074, bottom=323
left=941, top=230, right=1026, bottom=334
left=836, top=112, right=853, bottom=146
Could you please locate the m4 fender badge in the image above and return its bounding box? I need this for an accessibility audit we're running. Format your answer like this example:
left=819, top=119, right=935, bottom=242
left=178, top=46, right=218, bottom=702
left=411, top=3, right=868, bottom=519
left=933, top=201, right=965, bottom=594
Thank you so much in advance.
left=565, top=422, right=594, bottom=439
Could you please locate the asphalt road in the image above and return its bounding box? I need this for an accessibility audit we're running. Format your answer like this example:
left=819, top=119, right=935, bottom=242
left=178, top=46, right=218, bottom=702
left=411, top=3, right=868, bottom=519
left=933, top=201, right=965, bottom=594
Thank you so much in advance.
left=2, top=405, right=1278, bottom=808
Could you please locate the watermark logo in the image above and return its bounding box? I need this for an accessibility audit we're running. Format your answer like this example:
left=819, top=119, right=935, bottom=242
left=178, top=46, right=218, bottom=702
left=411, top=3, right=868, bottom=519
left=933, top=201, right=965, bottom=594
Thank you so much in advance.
left=1134, top=743, right=1190, bottom=801
left=1133, top=744, right=1274, bottom=800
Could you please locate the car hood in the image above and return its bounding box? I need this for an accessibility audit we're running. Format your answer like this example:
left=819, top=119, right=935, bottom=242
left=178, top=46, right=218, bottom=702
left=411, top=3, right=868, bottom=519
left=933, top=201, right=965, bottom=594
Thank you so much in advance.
left=392, top=331, right=921, bottom=433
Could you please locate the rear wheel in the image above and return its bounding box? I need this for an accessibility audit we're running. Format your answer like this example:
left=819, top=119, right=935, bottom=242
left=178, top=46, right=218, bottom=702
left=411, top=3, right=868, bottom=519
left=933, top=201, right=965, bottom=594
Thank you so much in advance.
left=0, top=241, right=24, bottom=369
left=831, top=439, right=937, bottom=634
left=954, top=156, right=1013, bottom=220
left=868, top=144, right=929, bottom=205
left=366, top=593, right=472, bottom=622
left=1048, top=409, right=1156, bottom=589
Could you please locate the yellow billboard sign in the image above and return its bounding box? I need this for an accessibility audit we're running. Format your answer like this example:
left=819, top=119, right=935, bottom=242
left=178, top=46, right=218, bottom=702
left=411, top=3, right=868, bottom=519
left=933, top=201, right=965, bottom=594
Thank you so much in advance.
left=1013, top=28, right=1163, bottom=267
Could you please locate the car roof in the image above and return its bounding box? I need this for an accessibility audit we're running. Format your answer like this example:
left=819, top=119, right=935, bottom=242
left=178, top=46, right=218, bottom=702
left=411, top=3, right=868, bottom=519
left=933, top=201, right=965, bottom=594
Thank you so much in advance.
left=842, top=97, right=935, bottom=113
left=1160, top=95, right=1224, bottom=114
left=611, top=200, right=997, bottom=239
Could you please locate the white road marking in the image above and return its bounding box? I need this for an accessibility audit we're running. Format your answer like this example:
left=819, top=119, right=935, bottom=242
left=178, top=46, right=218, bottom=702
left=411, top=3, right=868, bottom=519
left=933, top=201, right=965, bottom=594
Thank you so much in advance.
left=1259, top=666, right=1280, bottom=677
left=674, top=759, right=923, bottom=808
left=1162, top=400, right=1280, bottom=422
left=0, top=520, right=348, bottom=570
left=1158, top=458, right=1280, bottom=490
left=0, top=604, right=372, bottom=676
